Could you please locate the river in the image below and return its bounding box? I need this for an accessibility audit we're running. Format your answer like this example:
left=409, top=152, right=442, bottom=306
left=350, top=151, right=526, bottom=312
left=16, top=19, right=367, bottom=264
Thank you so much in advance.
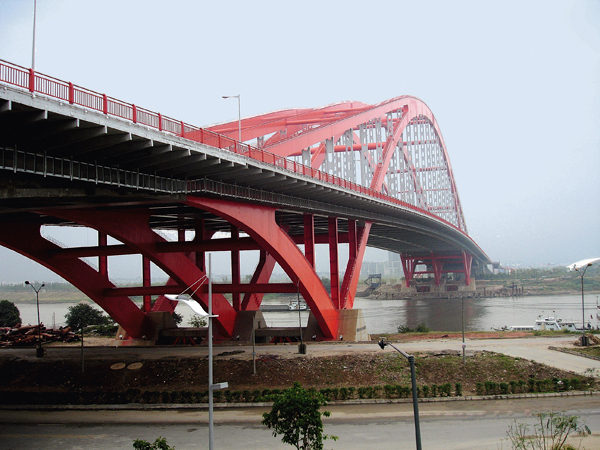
left=11, top=293, right=600, bottom=334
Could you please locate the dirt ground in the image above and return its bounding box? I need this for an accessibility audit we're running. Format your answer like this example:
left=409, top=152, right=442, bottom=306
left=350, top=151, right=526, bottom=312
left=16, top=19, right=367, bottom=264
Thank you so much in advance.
left=0, top=333, right=593, bottom=404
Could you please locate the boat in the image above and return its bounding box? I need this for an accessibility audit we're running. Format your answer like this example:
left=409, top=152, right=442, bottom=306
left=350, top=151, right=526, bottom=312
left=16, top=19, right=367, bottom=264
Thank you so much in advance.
left=288, top=300, right=308, bottom=310
left=502, top=314, right=581, bottom=332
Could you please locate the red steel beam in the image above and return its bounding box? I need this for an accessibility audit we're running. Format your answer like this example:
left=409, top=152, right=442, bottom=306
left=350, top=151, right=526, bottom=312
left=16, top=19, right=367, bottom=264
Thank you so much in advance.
left=186, top=196, right=339, bottom=339
left=105, top=283, right=297, bottom=297
left=0, top=221, right=153, bottom=339
left=42, top=208, right=238, bottom=338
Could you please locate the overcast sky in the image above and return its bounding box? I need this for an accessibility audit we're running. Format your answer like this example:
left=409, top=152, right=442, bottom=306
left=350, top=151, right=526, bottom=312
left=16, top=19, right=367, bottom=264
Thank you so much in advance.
left=0, top=0, right=598, bottom=283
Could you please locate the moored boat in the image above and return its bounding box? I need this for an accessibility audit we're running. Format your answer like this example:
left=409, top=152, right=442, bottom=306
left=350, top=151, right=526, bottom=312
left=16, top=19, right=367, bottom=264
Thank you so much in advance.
left=501, top=314, right=582, bottom=332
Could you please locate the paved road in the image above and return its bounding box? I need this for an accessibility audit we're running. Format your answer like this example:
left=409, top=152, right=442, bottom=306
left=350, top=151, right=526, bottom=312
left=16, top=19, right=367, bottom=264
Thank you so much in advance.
left=1, top=395, right=599, bottom=449
left=1, top=337, right=599, bottom=449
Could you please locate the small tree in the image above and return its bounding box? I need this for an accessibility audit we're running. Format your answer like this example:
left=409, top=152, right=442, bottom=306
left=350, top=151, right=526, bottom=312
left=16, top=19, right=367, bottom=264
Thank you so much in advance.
left=132, top=436, right=174, bottom=450
left=262, top=382, right=338, bottom=450
left=0, top=300, right=21, bottom=327
left=172, top=312, right=183, bottom=326
left=188, top=314, right=207, bottom=327
left=65, top=303, right=110, bottom=329
left=505, top=411, right=590, bottom=450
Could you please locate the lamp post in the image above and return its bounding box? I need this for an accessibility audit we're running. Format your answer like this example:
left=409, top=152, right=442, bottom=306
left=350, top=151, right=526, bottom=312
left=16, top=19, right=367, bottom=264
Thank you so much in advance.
left=575, top=262, right=593, bottom=346
left=222, top=95, right=241, bottom=142
left=297, top=279, right=306, bottom=354
left=207, top=254, right=227, bottom=450
left=25, top=281, right=44, bottom=357
left=378, top=339, right=422, bottom=450
left=31, top=0, right=37, bottom=71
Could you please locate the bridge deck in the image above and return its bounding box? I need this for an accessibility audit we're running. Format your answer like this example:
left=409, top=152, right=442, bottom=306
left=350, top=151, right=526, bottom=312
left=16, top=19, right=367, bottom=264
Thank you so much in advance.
left=0, top=86, right=488, bottom=263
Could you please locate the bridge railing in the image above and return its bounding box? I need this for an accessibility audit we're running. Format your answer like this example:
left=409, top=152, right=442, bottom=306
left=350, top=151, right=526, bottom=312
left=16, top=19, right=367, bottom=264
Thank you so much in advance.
left=0, top=147, right=187, bottom=194
left=0, top=59, right=465, bottom=234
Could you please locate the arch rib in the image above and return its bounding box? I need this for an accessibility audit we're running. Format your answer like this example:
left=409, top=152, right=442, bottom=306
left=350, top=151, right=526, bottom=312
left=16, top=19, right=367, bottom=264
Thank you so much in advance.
left=185, top=196, right=339, bottom=339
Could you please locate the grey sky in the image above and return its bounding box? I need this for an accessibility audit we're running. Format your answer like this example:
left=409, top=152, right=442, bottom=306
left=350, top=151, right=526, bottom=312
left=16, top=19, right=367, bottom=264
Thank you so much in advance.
left=0, top=0, right=598, bottom=283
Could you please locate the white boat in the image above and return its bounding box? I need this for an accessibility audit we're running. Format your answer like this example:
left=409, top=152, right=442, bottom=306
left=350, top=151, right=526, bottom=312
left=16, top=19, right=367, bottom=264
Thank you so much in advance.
left=505, top=314, right=580, bottom=332
left=288, top=300, right=308, bottom=310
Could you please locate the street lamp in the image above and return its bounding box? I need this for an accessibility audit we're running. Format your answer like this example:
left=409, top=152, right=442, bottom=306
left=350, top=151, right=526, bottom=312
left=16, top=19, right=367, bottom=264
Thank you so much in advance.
left=31, top=0, right=37, bottom=71
left=378, top=339, right=422, bottom=450
left=25, top=281, right=44, bottom=357
left=575, top=262, right=593, bottom=346
left=222, top=95, right=241, bottom=142
left=168, top=256, right=227, bottom=450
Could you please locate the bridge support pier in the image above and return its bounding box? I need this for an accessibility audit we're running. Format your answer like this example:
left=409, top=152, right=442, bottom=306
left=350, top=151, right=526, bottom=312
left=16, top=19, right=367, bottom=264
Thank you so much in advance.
left=401, top=252, right=474, bottom=290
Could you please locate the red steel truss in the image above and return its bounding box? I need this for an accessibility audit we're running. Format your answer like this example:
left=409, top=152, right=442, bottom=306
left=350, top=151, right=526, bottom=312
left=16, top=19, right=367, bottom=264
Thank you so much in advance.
left=0, top=59, right=479, bottom=341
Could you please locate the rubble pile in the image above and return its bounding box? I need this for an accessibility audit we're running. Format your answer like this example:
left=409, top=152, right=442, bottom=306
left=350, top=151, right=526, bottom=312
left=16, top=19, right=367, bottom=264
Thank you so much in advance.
left=0, top=324, right=79, bottom=347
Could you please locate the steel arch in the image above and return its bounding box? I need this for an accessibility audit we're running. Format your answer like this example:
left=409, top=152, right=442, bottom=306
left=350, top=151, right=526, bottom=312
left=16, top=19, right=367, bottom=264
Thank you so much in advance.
left=208, top=96, right=471, bottom=299
left=207, top=96, right=466, bottom=231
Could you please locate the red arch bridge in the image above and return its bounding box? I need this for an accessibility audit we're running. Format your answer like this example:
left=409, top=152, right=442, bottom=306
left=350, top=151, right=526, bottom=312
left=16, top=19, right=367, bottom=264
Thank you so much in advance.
left=0, top=60, right=489, bottom=342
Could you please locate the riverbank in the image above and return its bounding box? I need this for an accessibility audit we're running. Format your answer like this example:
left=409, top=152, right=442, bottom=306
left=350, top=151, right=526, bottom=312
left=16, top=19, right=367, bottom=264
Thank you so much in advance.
left=361, top=277, right=600, bottom=300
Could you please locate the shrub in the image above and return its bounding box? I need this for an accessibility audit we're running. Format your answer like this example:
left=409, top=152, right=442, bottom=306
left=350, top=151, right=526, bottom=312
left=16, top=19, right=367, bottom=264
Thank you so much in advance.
left=133, top=437, right=174, bottom=450
left=430, top=384, right=438, bottom=397
left=455, top=382, right=462, bottom=397
left=527, top=378, right=535, bottom=393
left=439, top=383, right=452, bottom=397
left=475, top=382, right=484, bottom=396
left=188, top=314, right=207, bottom=327
left=415, top=323, right=430, bottom=333
left=339, top=387, right=349, bottom=400
left=383, top=385, right=395, bottom=398
left=504, top=411, right=590, bottom=450
left=570, top=378, right=581, bottom=390
left=330, top=388, right=339, bottom=400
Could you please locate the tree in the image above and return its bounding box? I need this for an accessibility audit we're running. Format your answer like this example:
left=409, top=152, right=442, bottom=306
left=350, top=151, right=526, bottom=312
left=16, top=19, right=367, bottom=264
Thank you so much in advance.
left=172, top=312, right=183, bottom=326
left=132, top=436, right=174, bottom=450
left=0, top=300, right=21, bottom=327
left=188, top=314, right=207, bottom=327
left=262, top=382, right=338, bottom=450
left=505, top=411, right=591, bottom=450
left=65, top=303, right=110, bottom=329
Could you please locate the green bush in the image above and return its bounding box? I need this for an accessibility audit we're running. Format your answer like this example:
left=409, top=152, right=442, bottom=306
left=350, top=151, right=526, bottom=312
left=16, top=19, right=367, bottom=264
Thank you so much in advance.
left=133, top=436, right=174, bottom=450
left=415, top=323, right=430, bottom=333
left=527, top=378, right=535, bottom=393
left=439, top=383, right=452, bottom=397
left=339, top=387, right=349, bottom=400
left=570, top=378, right=581, bottom=390
left=455, top=382, right=462, bottom=397
left=475, top=382, right=484, bottom=396
left=383, top=385, right=395, bottom=398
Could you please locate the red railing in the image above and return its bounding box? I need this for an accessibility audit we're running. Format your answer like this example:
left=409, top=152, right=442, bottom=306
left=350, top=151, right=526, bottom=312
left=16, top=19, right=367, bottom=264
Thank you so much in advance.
left=0, top=59, right=468, bottom=235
